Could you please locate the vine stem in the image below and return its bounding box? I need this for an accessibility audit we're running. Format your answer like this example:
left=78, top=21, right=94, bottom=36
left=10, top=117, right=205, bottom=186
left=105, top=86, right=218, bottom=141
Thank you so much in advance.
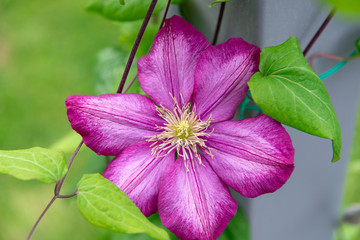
left=309, top=52, right=345, bottom=69
left=212, top=2, right=226, bottom=45
left=55, top=141, right=83, bottom=194
left=27, top=141, right=83, bottom=240
left=116, top=0, right=158, bottom=93
left=26, top=196, right=57, bottom=240
left=303, top=8, right=336, bottom=57
left=122, top=0, right=171, bottom=93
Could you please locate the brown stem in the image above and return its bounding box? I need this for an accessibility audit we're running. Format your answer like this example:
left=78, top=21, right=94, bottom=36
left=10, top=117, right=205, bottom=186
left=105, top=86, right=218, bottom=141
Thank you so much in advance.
left=116, top=0, right=158, bottom=93
left=27, top=196, right=57, bottom=240
left=27, top=141, right=83, bottom=240
left=303, top=8, right=336, bottom=57
left=309, top=52, right=346, bottom=69
left=123, top=73, right=138, bottom=93
left=55, top=141, right=83, bottom=195
left=212, top=2, right=226, bottom=45
left=159, top=0, right=172, bottom=29
left=122, top=0, right=171, bottom=94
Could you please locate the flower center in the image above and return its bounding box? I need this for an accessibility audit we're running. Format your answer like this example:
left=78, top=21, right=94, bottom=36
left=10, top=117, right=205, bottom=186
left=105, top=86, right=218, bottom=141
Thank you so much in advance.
left=147, top=96, right=213, bottom=171
left=174, top=120, right=191, bottom=139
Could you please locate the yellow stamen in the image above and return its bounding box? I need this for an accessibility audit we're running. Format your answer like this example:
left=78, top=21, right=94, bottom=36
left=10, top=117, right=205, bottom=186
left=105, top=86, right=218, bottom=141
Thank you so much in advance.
left=147, top=94, right=213, bottom=171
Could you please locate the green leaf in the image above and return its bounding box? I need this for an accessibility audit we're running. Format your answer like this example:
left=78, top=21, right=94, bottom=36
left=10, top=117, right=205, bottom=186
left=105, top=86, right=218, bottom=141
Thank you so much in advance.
left=86, top=0, right=167, bottom=22
left=355, top=37, right=360, bottom=53
left=77, top=173, right=170, bottom=240
left=323, top=0, right=360, bottom=14
left=248, top=37, right=341, bottom=162
left=209, top=0, right=229, bottom=8
left=119, top=0, right=125, bottom=5
left=94, top=47, right=129, bottom=95
left=218, top=206, right=249, bottom=240
left=93, top=46, right=144, bottom=95
left=171, top=0, right=183, bottom=4
left=0, top=147, right=67, bottom=183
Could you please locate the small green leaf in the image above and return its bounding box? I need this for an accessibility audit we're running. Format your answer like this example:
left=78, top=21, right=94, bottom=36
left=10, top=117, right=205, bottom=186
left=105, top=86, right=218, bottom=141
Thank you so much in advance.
left=86, top=0, right=167, bottom=22
left=171, top=0, right=183, bottom=4
left=209, top=0, right=229, bottom=8
left=323, top=0, right=360, bottom=14
left=77, top=173, right=170, bottom=240
left=248, top=37, right=341, bottom=162
left=93, top=46, right=144, bottom=95
left=355, top=37, right=360, bottom=53
left=218, top=206, right=249, bottom=240
left=119, top=0, right=125, bottom=5
left=94, top=47, right=129, bottom=95
left=0, top=147, right=67, bottom=183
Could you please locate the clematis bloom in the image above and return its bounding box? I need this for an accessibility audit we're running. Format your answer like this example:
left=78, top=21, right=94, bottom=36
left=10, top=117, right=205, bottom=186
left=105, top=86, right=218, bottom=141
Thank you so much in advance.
left=66, top=16, right=294, bottom=240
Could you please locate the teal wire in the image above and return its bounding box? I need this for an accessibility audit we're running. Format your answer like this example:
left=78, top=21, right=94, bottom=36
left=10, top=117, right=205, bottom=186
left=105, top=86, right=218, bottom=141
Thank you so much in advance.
left=319, top=50, right=357, bottom=80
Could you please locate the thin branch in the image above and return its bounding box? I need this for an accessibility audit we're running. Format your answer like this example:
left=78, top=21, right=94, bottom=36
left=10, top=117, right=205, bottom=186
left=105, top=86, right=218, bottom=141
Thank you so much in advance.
left=159, top=0, right=172, bottom=29
left=123, top=73, right=138, bottom=93
left=116, top=0, right=158, bottom=93
left=27, top=196, right=57, bottom=240
left=55, top=140, right=83, bottom=195
left=122, top=0, right=171, bottom=94
left=309, top=52, right=345, bottom=69
left=57, top=191, right=78, bottom=199
left=212, top=2, right=226, bottom=45
left=303, top=8, right=336, bottom=57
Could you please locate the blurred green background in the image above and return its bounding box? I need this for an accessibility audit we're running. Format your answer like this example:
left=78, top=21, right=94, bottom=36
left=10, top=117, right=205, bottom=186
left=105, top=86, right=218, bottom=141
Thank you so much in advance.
left=0, top=0, right=121, bottom=239
left=1, top=0, right=360, bottom=239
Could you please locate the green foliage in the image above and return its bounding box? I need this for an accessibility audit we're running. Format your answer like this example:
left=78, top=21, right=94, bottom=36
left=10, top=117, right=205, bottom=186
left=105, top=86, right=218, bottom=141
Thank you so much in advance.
left=209, top=0, right=229, bottom=7
left=94, top=47, right=129, bottom=94
left=324, top=0, right=360, bottom=14
left=171, top=0, right=184, bottom=4
left=0, top=147, right=67, bottom=183
left=248, top=37, right=341, bottom=162
left=77, top=173, right=170, bottom=240
left=86, top=0, right=167, bottom=22
left=218, top=206, right=250, bottom=240
left=356, top=37, right=360, bottom=53
left=93, top=20, right=158, bottom=95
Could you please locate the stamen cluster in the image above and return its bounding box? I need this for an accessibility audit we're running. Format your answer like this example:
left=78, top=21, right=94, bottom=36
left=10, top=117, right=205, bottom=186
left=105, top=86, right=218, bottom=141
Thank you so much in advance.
left=147, top=98, right=213, bottom=171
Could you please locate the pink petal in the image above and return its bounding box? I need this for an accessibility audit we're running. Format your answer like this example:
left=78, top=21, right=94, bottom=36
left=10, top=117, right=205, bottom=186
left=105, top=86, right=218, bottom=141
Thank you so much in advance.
left=103, top=143, right=174, bottom=217
left=138, top=16, right=210, bottom=109
left=66, top=93, right=163, bottom=155
left=192, top=38, right=260, bottom=123
left=206, top=115, right=294, bottom=198
left=158, top=156, right=237, bottom=240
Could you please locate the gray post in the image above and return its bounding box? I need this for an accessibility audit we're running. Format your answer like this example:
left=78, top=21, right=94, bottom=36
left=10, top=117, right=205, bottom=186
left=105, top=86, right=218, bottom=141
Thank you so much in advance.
left=180, top=0, right=360, bottom=239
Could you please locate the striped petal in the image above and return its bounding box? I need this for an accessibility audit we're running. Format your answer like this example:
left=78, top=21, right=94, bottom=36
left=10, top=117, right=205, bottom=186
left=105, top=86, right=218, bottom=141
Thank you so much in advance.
left=206, top=115, right=295, bottom=198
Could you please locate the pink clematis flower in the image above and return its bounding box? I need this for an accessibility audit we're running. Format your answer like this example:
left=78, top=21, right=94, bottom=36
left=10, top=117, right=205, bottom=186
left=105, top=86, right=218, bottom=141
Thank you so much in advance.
left=66, top=16, right=294, bottom=240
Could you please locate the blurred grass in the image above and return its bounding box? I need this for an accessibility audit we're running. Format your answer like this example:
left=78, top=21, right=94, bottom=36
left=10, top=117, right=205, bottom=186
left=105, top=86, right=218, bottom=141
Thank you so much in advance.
left=334, top=98, right=360, bottom=240
left=0, top=0, right=126, bottom=239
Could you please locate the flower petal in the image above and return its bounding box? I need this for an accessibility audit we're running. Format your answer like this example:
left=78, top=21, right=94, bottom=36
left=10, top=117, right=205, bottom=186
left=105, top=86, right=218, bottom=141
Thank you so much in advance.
left=103, top=143, right=174, bottom=217
left=138, top=15, right=210, bottom=109
left=66, top=94, right=163, bottom=155
left=206, top=115, right=294, bottom=198
left=158, top=156, right=237, bottom=240
left=192, top=38, right=260, bottom=122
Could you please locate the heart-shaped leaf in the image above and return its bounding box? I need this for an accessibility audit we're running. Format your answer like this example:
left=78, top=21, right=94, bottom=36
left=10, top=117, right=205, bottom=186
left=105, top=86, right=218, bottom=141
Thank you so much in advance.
left=0, top=147, right=67, bottom=183
left=77, top=173, right=170, bottom=240
left=248, top=37, right=341, bottom=162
